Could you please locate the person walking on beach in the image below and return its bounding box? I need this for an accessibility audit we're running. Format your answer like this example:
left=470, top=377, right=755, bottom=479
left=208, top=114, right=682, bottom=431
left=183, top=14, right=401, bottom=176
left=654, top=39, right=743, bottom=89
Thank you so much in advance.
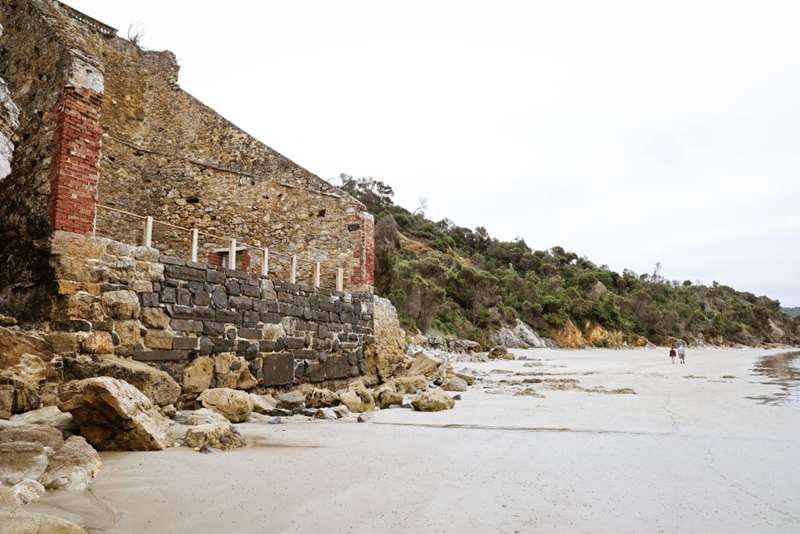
left=678, top=345, right=686, bottom=364
left=669, top=346, right=677, bottom=364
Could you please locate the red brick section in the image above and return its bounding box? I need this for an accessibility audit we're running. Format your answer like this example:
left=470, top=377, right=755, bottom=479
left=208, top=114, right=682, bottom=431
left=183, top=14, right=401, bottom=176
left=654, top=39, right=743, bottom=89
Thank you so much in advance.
left=208, top=250, right=250, bottom=271
left=349, top=212, right=375, bottom=289
left=48, top=87, right=103, bottom=234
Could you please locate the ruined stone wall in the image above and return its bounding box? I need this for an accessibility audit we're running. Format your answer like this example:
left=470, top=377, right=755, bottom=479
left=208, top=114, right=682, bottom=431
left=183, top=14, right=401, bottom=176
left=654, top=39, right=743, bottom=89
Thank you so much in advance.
left=47, top=231, right=374, bottom=392
left=0, top=1, right=69, bottom=314
left=35, top=1, right=371, bottom=290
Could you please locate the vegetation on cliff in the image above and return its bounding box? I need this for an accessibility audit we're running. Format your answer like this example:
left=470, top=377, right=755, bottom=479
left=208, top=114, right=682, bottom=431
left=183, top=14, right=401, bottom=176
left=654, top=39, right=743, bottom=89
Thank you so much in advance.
left=340, top=175, right=800, bottom=347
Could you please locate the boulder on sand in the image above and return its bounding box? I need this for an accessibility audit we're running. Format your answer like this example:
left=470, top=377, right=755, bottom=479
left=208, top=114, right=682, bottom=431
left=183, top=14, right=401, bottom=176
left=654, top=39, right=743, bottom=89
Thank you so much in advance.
left=63, top=354, right=180, bottom=407
left=276, top=391, right=305, bottom=412
left=198, top=388, right=253, bottom=423
left=249, top=394, right=277, bottom=414
left=184, top=423, right=245, bottom=451
left=406, top=353, right=443, bottom=378
left=173, top=408, right=229, bottom=426
left=338, top=384, right=375, bottom=413
left=58, top=377, right=172, bottom=451
left=9, top=406, right=74, bottom=433
left=304, top=388, right=339, bottom=409
left=411, top=389, right=456, bottom=412
left=39, top=436, right=101, bottom=491
left=0, top=424, right=64, bottom=450
left=0, top=442, right=50, bottom=486
left=182, top=356, right=214, bottom=394
left=442, top=376, right=468, bottom=392
left=10, top=478, right=46, bottom=505
left=488, top=346, right=514, bottom=360
left=0, top=510, right=87, bottom=533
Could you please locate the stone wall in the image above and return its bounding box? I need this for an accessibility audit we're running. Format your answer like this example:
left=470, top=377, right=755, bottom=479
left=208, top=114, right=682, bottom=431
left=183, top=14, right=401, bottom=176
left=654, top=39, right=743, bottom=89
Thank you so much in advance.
left=0, top=0, right=376, bottom=320
left=48, top=231, right=373, bottom=392
left=0, top=1, right=69, bottom=315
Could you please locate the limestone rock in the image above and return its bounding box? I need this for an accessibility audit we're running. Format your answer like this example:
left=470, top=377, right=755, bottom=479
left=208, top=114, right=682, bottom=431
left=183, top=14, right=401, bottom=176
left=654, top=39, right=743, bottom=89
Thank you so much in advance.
left=331, top=405, right=352, bottom=419
left=249, top=394, right=277, bottom=414
left=406, top=353, right=443, bottom=377
left=338, top=384, right=375, bottom=413
left=490, top=319, right=546, bottom=349
left=0, top=424, right=64, bottom=450
left=39, top=436, right=101, bottom=491
left=376, top=389, right=404, bottom=409
left=391, top=375, right=428, bottom=394
left=79, top=331, right=114, bottom=354
left=182, top=356, right=214, bottom=394
left=0, top=385, right=12, bottom=419
left=0, top=353, right=47, bottom=414
left=313, top=408, right=338, bottom=420
left=11, top=478, right=46, bottom=505
left=10, top=406, right=74, bottom=433
left=141, top=307, right=170, bottom=329
left=198, top=388, right=253, bottom=423
left=0, top=442, right=49, bottom=486
left=488, top=346, right=514, bottom=360
left=213, top=353, right=258, bottom=390
left=0, top=511, right=87, bottom=533
left=411, top=389, right=456, bottom=412
left=173, top=408, right=229, bottom=426
left=0, top=327, right=51, bottom=370
left=0, top=376, right=40, bottom=415
left=442, top=376, right=468, bottom=392
left=276, top=391, right=305, bottom=412
left=101, top=290, right=140, bottom=319
left=113, top=320, right=142, bottom=346
left=184, top=423, right=245, bottom=450
left=63, top=354, right=180, bottom=407
left=58, top=377, right=173, bottom=451
left=304, top=388, right=339, bottom=408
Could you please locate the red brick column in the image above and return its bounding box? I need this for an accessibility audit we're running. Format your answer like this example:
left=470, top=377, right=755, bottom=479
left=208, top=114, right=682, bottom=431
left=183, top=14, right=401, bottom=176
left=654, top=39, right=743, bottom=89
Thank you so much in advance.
left=349, top=211, right=375, bottom=290
left=48, top=86, right=103, bottom=234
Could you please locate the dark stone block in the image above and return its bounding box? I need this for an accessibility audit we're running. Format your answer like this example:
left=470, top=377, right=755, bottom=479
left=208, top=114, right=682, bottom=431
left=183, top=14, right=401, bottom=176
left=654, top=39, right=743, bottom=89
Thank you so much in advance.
left=165, top=264, right=206, bottom=282
left=176, top=288, right=192, bottom=306
left=192, top=290, right=210, bottom=307
left=186, top=261, right=206, bottom=270
left=305, top=361, right=325, bottom=383
left=207, top=270, right=226, bottom=284
left=244, top=344, right=259, bottom=360
left=260, top=312, right=282, bottom=324
left=170, top=319, right=204, bottom=333
left=259, top=340, right=275, bottom=352
left=203, top=321, right=225, bottom=336
left=198, top=336, right=214, bottom=355
left=213, top=339, right=235, bottom=352
left=100, top=283, right=127, bottom=292
left=92, top=320, right=114, bottom=332
left=266, top=302, right=279, bottom=313
left=222, top=268, right=249, bottom=280
left=294, top=359, right=307, bottom=379
left=163, top=278, right=181, bottom=288
left=210, top=286, right=228, bottom=309
left=53, top=319, right=92, bottom=332
left=357, top=359, right=368, bottom=374
left=132, top=350, right=188, bottom=362
left=347, top=350, right=358, bottom=366
left=284, top=337, right=305, bottom=350
left=273, top=337, right=286, bottom=351
left=252, top=299, right=267, bottom=312
left=173, top=337, right=199, bottom=350
left=141, top=292, right=159, bottom=307
left=160, top=287, right=176, bottom=304
left=313, top=338, right=332, bottom=351
left=216, top=310, right=240, bottom=324
left=225, top=279, right=241, bottom=296
left=277, top=291, right=293, bottom=303
left=295, top=295, right=308, bottom=307
left=226, top=328, right=237, bottom=340
left=262, top=352, right=294, bottom=386
left=292, top=349, right=318, bottom=359
left=159, top=255, right=185, bottom=266
left=242, top=310, right=260, bottom=327
left=314, top=310, right=330, bottom=322
left=242, top=284, right=261, bottom=297
left=302, top=308, right=314, bottom=320
left=317, top=325, right=331, bottom=339
left=318, top=352, right=329, bottom=363
left=229, top=295, right=252, bottom=310
left=239, top=328, right=262, bottom=340
left=324, top=354, right=350, bottom=379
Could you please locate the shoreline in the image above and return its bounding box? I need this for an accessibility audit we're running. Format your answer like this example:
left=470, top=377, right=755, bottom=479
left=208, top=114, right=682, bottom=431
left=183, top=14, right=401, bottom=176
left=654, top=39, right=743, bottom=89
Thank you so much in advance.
left=30, top=347, right=800, bottom=533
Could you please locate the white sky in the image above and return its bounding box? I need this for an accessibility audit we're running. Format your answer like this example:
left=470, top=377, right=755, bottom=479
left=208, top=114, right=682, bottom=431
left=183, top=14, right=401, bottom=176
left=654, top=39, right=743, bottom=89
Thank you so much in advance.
left=68, top=0, right=800, bottom=306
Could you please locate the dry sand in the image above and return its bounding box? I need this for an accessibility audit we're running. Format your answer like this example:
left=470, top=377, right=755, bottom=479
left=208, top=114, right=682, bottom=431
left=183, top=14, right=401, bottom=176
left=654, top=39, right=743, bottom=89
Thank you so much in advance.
left=32, top=347, right=800, bottom=533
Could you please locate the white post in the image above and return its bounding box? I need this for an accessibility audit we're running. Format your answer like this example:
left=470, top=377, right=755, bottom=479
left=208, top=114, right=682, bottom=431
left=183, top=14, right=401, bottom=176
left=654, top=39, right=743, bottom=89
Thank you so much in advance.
left=261, top=247, right=269, bottom=277
left=314, top=262, right=321, bottom=289
left=228, top=239, right=237, bottom=270
left=336, top=267, right=344, bottom=292
left=290, top=255, right=297, bottom=284
left=92, top=208, right=97, bottom=238
left=190, top=228, right=199, bottom=262
left=143, top=216, right=153, bottom=248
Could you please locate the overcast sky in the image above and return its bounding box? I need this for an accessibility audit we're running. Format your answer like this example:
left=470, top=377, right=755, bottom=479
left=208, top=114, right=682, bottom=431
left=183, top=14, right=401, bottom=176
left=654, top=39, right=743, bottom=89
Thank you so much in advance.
left=68, top=0, right=800, bottom=306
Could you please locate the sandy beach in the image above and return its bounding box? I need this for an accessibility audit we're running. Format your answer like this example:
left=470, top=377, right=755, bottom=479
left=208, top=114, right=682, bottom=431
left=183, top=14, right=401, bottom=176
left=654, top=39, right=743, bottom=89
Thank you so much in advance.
left=32, top=347, right=800, bottom=533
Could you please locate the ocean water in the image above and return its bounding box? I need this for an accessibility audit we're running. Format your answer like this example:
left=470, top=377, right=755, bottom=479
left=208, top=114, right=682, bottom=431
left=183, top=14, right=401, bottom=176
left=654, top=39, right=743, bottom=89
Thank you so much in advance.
left=750, top=350, right=800, bottom=407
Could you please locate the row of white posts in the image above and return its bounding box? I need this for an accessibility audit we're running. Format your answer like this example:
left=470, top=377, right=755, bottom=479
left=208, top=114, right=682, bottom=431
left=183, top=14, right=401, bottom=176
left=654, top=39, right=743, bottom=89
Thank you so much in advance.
left=143, top=216, right=344, bottom=291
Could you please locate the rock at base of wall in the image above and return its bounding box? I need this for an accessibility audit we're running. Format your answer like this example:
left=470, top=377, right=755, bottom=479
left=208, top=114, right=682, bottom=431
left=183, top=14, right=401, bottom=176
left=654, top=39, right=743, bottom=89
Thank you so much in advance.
left=39, top=436, right=101, bottom=491
left=405, top=353, right=444, bottom=378
left=63, top=354, right=180, bottom=407
left=0, top=511, right=87, bottom=533
left=9, top=406, right=74, bottom=433
left=442, top=376, right=468, bottom=392
left=58, top=377, right=172, bottom=451
left=173, top=408, right=230, bottom=426
left=182, top=356, right=214, bottom=394
left=275, top=391, right=305, bottom=412
left=338, top=384, right=375, bottom=413
left=304, top=388, right=339, bottom=409
left=249, top=394, right=277, bottom=414
left=411, top=389, right=456, bottom=412
left=198, top=388, right=253, bottom=423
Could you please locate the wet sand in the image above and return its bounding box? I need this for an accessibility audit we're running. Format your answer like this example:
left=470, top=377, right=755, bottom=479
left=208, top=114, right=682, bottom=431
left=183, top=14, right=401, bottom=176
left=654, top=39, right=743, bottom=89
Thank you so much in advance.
left=33, top=347, right=800, bottom=533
